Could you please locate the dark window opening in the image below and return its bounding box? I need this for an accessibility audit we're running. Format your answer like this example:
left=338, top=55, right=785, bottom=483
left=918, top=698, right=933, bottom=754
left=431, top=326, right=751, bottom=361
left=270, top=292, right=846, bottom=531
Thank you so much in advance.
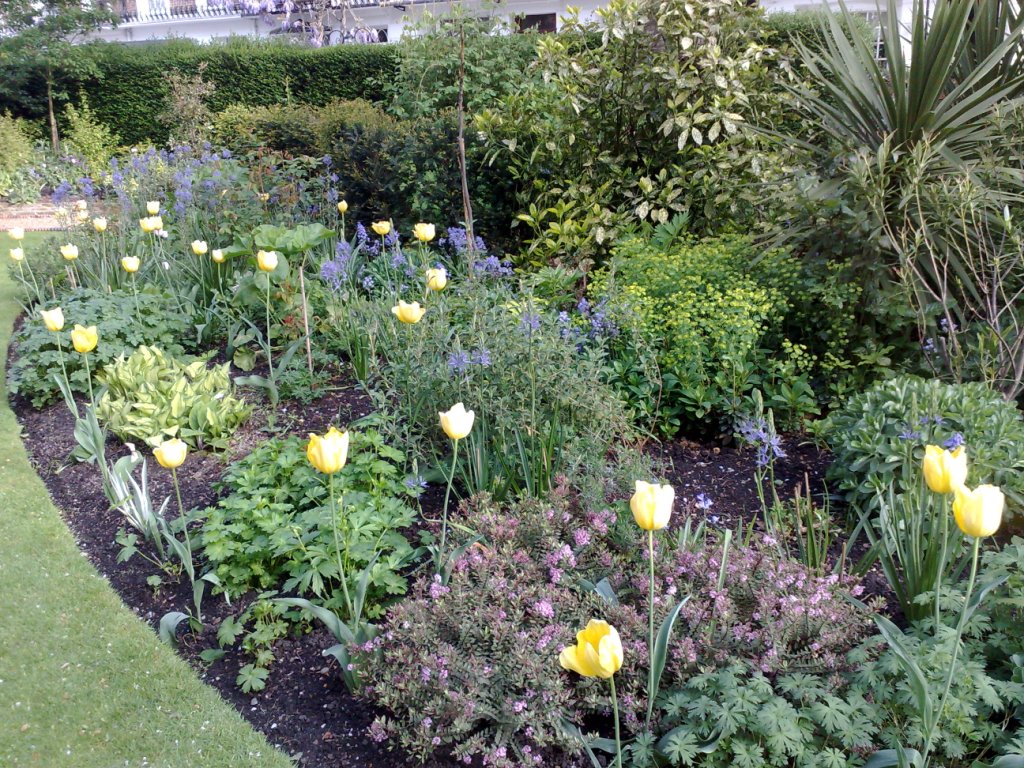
left=517, top=13, right=556, bottom=33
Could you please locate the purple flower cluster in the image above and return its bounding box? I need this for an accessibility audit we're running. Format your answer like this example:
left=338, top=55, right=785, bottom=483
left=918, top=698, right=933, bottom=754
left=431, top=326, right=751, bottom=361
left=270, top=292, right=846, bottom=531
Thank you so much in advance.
left=447, top=348, right=492, bottom=374
left=738, top=417, right=786, bottom=467
left=439, top=226, right=487, bottom=255
left=319, top=241, right=353, bottom=292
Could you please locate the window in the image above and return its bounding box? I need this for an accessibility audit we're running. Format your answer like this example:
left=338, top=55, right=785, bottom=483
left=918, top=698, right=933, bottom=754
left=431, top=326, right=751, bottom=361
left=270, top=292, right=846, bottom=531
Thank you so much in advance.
left=517, top=13, right=556, bottom=33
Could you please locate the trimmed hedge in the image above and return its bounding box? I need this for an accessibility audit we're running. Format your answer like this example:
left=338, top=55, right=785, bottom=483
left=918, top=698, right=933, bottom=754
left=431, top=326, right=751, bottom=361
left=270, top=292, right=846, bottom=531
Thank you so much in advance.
left=1, top=39, right=397, bottom=145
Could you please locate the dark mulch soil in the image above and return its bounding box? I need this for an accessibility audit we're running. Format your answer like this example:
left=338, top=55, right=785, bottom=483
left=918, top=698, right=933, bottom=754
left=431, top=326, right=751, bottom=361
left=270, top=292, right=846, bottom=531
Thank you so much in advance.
left=11, top=349, right=875, bottom=767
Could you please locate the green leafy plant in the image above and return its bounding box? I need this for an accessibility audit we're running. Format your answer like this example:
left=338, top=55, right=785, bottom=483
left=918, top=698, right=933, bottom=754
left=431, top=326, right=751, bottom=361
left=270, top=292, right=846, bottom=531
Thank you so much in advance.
left=96, top=345, right=250, bottom=450
left=198, top=430, right=419, bottom=612
left=820, top=376, right=1024, bottom=523
left=62, top=96, right=120, bottom=179
left=8, top=288, right=195, bottom=408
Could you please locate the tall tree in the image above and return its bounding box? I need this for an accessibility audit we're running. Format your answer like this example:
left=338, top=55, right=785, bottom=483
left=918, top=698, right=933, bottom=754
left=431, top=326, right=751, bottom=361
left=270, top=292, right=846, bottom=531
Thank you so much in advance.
left=0, top=0, right=116, bottom=150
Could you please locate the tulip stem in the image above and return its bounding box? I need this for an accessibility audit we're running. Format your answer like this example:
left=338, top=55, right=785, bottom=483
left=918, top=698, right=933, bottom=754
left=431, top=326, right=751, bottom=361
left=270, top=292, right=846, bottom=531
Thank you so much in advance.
left=55, top=333, right=70, bottom=402
left=265, top=279, right=273, bottom=374
left=923, top=536, right=980, bottom=764
left=646, top=528, right=656, bottom=730
left=82, top=352, right=95, bottom=410
left=439, top=439, right=459, bottom=571
left=329, top=473, right=355, bottom=621
left=609, top=675, right=622, bottom=768
left=934, top=493, right=950, bottom=630
left=171, top=466, right=193, bottom=580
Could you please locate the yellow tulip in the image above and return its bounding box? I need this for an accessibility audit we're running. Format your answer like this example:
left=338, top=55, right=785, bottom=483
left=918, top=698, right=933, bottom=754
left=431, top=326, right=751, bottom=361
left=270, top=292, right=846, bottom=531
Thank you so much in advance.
left=75, top=209, right=89, bottom=223
left=256, top=250, right=279, bottom=272
left=425, top=267, right=448, bottom=292
left=40, top=307, right=64, bottom=332
left=8, top=227, right=24, bottom=240
left=413, top=222, right=436, bottom=242
left=9, top=247, right=24, bottom=262
left=60, top=244, right=79, bottom=261
left=391, top=300, right=425, bottom=324
left=75, top=200, right=88, bottom=211
left=922, top=445, right=968, bottom=495
left=559, top=620, right=624, bottom=679
left=92, top=217, right=108, bottom=233
left=146, top=200, right=161, bottom=215
left=953, top=484, right=1003, bottom=538
left=71, top=324, right=98, bottom=354
left=337, top=200, right=348, bottom=214
left=191, top=240, right=208, bottom=256
left=121, top=256, right=140, bottom=273
left=439, top=402, right=475, bottom=440
left=211, top=248, right=225, bottom=264
left=258, top=192, right=270, bottom=202
left=372, top=220, right=391, bottom=236
left=630, top=480, right=675, bottom=531
left=154, top=438, right=188, bottom=469
left=306, top=427, right=350, bottom=475
left=139, top=216, right=163, bottom=233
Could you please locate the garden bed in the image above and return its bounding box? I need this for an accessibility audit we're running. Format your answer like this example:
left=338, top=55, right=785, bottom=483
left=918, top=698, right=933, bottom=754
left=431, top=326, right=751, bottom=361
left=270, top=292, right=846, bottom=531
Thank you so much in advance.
left=12, top=366, right=836, bottom=767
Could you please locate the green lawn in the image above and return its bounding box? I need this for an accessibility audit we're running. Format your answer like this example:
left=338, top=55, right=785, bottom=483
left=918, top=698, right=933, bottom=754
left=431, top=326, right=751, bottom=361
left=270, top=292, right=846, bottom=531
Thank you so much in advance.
left=0, top=233, right=293, bottom=767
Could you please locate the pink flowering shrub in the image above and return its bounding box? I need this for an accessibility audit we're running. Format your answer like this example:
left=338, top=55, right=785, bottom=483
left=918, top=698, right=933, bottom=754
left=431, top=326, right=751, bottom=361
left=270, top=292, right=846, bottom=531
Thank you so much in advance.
left=365, top=491, right=878, bottom=765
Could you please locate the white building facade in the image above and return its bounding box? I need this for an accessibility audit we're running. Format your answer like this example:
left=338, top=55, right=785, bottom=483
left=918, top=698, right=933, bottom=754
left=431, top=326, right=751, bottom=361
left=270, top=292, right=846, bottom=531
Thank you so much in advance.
left=93, top=0, right=903, bottom=48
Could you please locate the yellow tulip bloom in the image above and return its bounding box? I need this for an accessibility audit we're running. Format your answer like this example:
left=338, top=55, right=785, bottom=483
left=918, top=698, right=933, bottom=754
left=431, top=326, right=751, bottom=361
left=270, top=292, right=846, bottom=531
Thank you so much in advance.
left=306, top=427, right=350, bottom=475
left=922, top=445, right=968, bottom=494
left=211, top=248, right=225, bottom=264
left=8, top=227, right=24, bottom=240
left=71, top=324, right=98, bottom=354
left=154, top=438, right=188, bottom=469
left=60, top=244, right=79, bottom=261
left=40, top=307, right=64, bottom=332
left=953, top=484, right=1004, bottom=538
left=139, top=216, right=163, bottom=234
left=191, top=240, right=208, bottom=256
left=75, top=209, right=89, bottom=223
left=391, top=300, right=425, bottom=324
left=413, top=222, right=436, bottom=242
left=425, top=267, right=448, bottom=292
left=337, top=200, right=348, bottom=214
left=439, top=402, right=475, bottom=440
left=121, top=256, right=140, bottom=273
left=371, top=220, right=391, bottom=236
left=146, top=200, right=161, bottom=215
left=75, top=200, right=88, bottom=211
left=630, top=480, right=675, bottom=531
left=9, top=247, right=24, bottom=262
left=559, top=620, right=624, bottom=679
left=256, top=250, right=279, bottom=272
left=92, top=217, right=108, bottom=233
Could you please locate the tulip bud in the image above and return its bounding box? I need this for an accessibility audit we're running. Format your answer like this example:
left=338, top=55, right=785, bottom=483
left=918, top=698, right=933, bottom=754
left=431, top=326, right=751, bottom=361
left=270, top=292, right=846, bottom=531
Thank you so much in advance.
left=75, top=200, right=88, bottom=211
left=75, top=209, right=89, bottom=223
left=337, top=200, right=348, bottom=214
left=256, top=250, right=278, bottom=272
left=154, top=438, right=188, bottom=469
left=413, top=223, right=436, bottom=243
left=147, top=201, right=161, bottom=215
left=559, top=620, right=623, bottom=679
left=60, top=244, right=79, bottom=261
left=439, top=402, right=475, bottom=440
left=92, top=217, right=107, bottom=233
left=425, top=267, right=447, bottom=292
left=953, top=484, right=1004, bottom=538
left=630, top=480, right=675, bottom=531
left=9, top=247, right=24, bottom=262
left=191, top=240, right=208, bottom=256
left=8, top=227, right=24, bottom=240
left=372, top=220, right=391, bottom=236
left=211, top=248, right=225, bottom=263
left=121, top=256, right=140, bottom=273
left=40, top=307, right=64, bottom=332
left=391, top=300, right=425, bottom=324
left=306, top=427, right=350, bottom=475
left=922, top=445, right=968, bottom=494
left=71, top=324, right=98, bottom=354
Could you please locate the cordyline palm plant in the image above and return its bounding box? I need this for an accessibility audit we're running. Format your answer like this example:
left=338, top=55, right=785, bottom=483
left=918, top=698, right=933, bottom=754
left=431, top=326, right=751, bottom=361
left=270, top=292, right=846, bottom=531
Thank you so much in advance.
left=786, top=0, right=1024, bottom=399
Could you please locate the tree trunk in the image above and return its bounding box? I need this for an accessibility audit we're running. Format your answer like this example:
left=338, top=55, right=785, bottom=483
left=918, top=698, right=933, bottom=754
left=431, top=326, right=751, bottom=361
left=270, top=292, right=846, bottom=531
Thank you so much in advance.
left=47, top=71, right=59, bottom=152
left=456, top=24, right=476, bottom=270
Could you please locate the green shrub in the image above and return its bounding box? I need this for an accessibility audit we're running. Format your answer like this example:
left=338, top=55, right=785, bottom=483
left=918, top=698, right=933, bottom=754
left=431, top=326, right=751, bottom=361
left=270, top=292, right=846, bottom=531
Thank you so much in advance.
left=8, top=288, right=196, bottom=408
left=591, top=234, right=807, bottom=433
left=6, top=39, right=400, bottom=145
left=821, top=375, right=1024, bottom=521
left=96, top=345, right=249, bottom=450
left=0, top=112, right=34, bottom=175
left=199, top=431, right=419, bottom=612
left=62, top=96, right=120, bottom=179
